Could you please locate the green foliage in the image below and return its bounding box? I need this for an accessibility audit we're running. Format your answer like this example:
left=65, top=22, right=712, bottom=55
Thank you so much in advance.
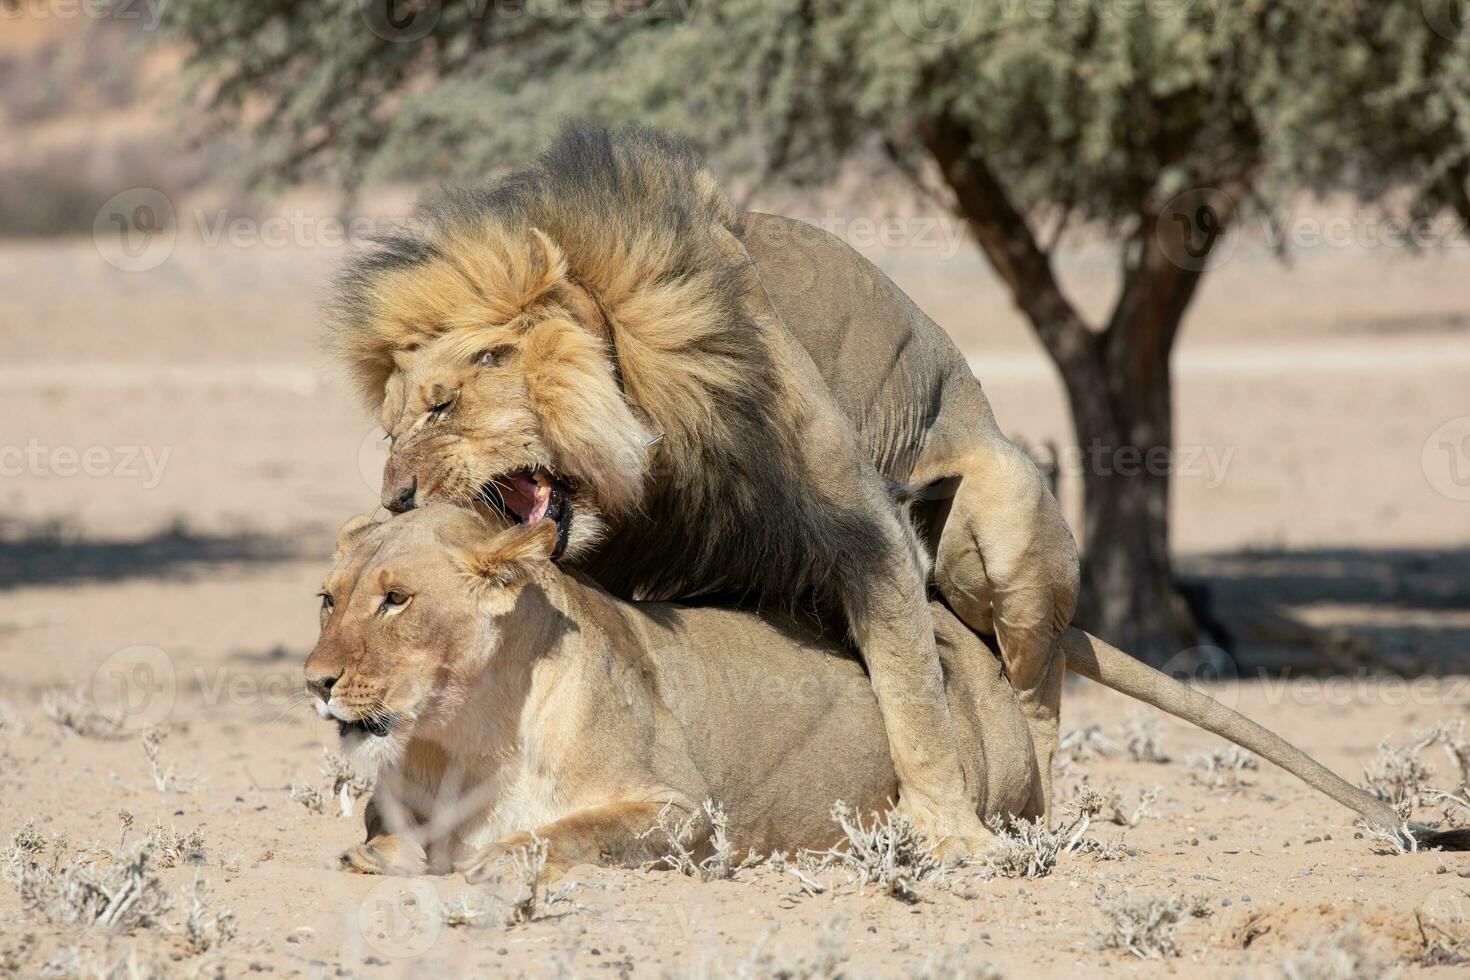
left=155, top=0, right=1470, bottom=224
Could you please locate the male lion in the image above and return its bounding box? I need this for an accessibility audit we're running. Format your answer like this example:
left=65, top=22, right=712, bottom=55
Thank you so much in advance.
left=304, top=506, right=1466, bottom=878
left=332, top=126, right=1077, bottom=854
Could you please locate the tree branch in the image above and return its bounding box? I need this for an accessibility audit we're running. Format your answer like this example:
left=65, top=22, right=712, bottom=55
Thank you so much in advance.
left=918, top=113, right=1096, bottom=378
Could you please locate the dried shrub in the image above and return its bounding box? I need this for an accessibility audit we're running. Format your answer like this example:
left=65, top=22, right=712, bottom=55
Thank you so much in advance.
left=1277, top=924, right=1393, bottom=980
left=1188, top=747, right=1258, bottom=790
left=41, top=689, right=121, bottom=740
left=808, top=803, right=944, bottom=903
left=1093, top=890, right=1184, bottom=960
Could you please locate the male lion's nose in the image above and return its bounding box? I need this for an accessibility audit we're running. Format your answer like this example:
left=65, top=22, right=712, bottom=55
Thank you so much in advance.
left=383, top=474, right=417, bottom=514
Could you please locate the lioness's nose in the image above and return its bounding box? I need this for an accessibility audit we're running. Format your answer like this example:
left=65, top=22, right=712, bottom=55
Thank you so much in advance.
left=306, top=672, right=339, bottom=704
left=383, top=473, right=417, bottom=513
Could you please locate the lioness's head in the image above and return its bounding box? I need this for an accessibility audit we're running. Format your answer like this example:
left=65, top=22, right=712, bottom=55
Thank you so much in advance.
left=304, top=504, right=563, bottom=764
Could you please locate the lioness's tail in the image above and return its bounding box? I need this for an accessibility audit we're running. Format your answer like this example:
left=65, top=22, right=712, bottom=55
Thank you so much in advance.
left=1060, top=627, right=1470, bottom=851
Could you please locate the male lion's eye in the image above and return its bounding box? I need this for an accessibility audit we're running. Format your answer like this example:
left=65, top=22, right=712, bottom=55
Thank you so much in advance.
left=379, top=591, right=410, bottom=614
left=474, top=347, right=511, bottom=367
left=318, top=592, right=334, bottom=612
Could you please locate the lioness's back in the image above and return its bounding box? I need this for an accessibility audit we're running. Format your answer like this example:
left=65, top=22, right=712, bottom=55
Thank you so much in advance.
left=634, top=604, right=899, bottom=852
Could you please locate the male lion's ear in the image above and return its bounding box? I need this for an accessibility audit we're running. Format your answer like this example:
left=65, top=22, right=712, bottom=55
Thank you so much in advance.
left=454, top=521, right=559, bottom=614
left=334, top=515, right=377, bottom=561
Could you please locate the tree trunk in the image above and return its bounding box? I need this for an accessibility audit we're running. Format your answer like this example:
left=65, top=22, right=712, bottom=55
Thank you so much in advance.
left=920, top=116, right=1236, bottom=662
left=1061, top=327, right=1194, bottom=664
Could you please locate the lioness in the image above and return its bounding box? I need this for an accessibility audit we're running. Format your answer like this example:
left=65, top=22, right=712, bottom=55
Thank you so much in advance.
left=332, top=125, right=1078, bottom=853
left=305, top=506, right=1466, bottom=878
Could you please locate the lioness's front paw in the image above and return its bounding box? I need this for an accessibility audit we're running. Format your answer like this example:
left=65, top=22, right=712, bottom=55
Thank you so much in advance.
left=339, top=836, right=425, bottom=875
left=339, top=843, right=390, bottom=875
left=462, top=843, right=518, bottom=885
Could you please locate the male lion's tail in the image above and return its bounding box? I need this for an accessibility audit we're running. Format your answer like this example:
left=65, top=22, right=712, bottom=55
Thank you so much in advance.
left=1060, top=627, right=1470, bottom=851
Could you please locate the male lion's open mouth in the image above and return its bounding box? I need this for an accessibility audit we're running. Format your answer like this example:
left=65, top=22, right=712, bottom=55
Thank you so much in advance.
left=479, top=468, right=573, bottom=558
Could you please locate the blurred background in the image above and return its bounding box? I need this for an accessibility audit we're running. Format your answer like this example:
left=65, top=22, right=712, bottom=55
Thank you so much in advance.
left=3, top=0, right=1470, bottom=681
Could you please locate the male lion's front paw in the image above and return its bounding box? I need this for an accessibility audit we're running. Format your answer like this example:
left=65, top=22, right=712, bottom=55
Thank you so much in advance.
left=894, top=798, right=991, bottom=863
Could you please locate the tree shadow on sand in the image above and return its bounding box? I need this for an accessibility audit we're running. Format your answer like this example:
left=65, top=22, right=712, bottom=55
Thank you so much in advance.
left=1180, top=547, right=1470, bottom=676
left=0, top=517, right=312, bottom=591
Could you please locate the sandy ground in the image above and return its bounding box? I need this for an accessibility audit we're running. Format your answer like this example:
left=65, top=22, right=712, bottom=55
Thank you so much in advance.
left=2, top=211, right=1470, bottom=978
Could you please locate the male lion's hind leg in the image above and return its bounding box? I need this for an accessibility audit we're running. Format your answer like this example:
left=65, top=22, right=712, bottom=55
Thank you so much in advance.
left=923, top=443, right=1077, bottom=820
left=461, top=800, right=701, bottom=884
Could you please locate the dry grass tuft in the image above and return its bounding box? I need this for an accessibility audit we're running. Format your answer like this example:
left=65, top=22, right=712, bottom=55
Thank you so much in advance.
left=183, top=874, right=237, bottom=954
left=141, top=727, right=201, bottom=794
left=1363, top=731, right=1439, bottom=807
left=737, top=914, right=849, bottom=980
left=39, top=943, right=175, bottom=979
left=1277, top=924, right=1393, bottom=979
left=145, top=823, right=207, bottom=870
left=41, top=688, right=122, bottom=740
left=5, top=831, right=172, bottom=933
left=1093, top=890, right=1184, bottom=960
left=289, top=780, right=328, bottom=815
left=639, top=798, right=757, bottom=882
left=809, top=803, right=944, bottom=903
left=289, top=750, right=373, bottom=817
left=1188, top=746, right=1258, bottom=790
left=911, top=944, right=1005, bottom=979
left=1120, top=714, right=1171, bottom=764
left=440, top=893, right=492, bottom=929
left=321, top=749, right=374, bottom=817
left=0, top=699, right=22, bottom=738
left=1057, top=725, right=1121, bottom=764
left=979, top=817, right=1070, bottom=879
left=981, top=784, right=1150, bottom=878
left=473, top=834, right=581, bottom=927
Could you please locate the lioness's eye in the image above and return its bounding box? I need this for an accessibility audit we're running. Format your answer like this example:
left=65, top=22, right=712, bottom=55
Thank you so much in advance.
left=318, top=591, right=334, bottom=612
left=379, top=590, right=410, bottom=614
left=427, top=398, right=455, bottom=422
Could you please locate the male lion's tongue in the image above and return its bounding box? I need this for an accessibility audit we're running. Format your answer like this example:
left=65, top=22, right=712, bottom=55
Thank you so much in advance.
left=502, top=471, right=551, bottom=523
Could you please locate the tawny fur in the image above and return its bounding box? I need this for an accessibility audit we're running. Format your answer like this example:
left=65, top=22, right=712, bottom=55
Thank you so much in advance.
left=307, top=507, right=1468, bottom=881
left=334, top=125, right=1083, bottom=855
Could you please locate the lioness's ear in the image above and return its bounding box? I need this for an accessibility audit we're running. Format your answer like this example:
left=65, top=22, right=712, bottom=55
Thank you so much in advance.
left=454, top=521, right=559, bottom=613
left=334, top=515, right=377, bottom=561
